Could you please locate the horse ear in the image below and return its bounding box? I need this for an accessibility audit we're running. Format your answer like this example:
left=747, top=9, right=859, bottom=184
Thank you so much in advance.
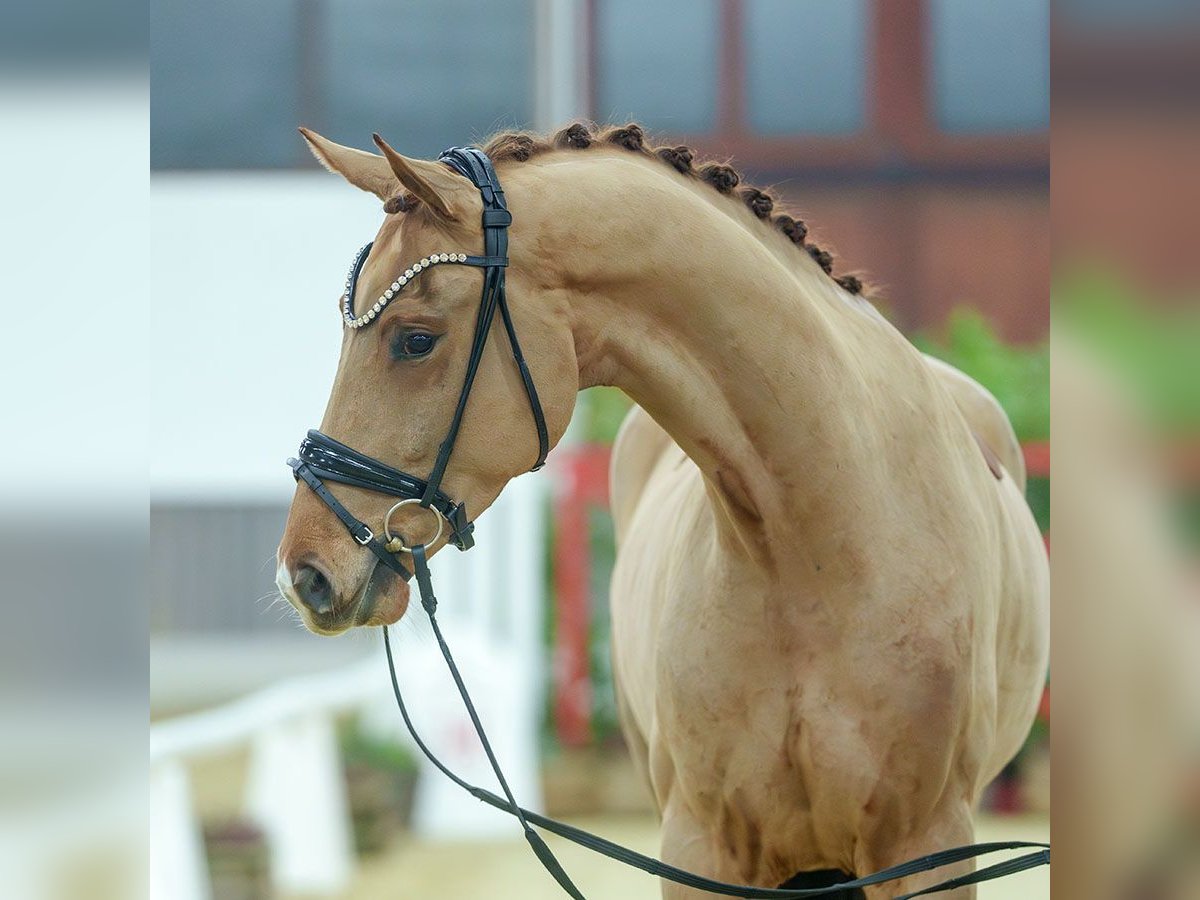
left=299, top=127, right=398, bottom=201
left=371, top=133, right=461, bottom=221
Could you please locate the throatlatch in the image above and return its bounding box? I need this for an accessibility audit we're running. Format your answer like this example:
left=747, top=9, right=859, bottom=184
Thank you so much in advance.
left=289, top=144, right=1048, bottom=899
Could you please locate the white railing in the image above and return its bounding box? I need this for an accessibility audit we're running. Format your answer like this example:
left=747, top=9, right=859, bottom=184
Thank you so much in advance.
left=149, top=473, right=548, bottom=900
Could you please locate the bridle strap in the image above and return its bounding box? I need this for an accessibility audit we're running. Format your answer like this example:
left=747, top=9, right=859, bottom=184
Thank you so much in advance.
left=293, top=430, right=462, bottom=515
left=420, top=260, right=505, bottom=506
left=387, top=549, right=1051, bottom=899
left=407, top=546, right=585, bottom=900
left=419, top=145, right=550, bottom=506
left=291, top=145, right=549, bottom=557
left=290, top=460, right=412, bottom=581
left=291, top=430, right=473, bottom=551
left=291, top=143, right=1047, bottom=898
left=497, top=286, right=550, bottom=470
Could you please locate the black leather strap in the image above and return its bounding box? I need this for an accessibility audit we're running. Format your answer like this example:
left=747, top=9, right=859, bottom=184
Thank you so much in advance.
left=344, top=242, right=372, bottom=320
left=384, top=567, right=1050, bottom=898
left=440, top=145, right=550, bottom=472
left=410, top=145, right=549, bottom=504
left=289, top=460, right=412, bottom=581
left=291, top=141, right=1048, bottom=900
left=295, top=430, right=474, bottom=551
left=419, top=262, right=505, bottom=506
left=294, top=146, right=549, bottom=565
left=497, top=288, right=550, bottom=470
left=893, top=850, right=1051, bottom=899
left=408, top=546, right=586, bottom=900
left=461, top=254, right=509, bottom=267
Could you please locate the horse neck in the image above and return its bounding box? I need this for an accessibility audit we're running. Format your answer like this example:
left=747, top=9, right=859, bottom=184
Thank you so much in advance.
left=518, top=154, right=898, bottom=567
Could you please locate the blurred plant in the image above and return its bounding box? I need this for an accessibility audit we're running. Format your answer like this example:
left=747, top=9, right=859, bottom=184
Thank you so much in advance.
left=583, top=313, right=1055, bottom=448
left=340, top=723, right=419, bottom=774
left=580, top=386, right=633, bottom=446
left=587, top=507, right=620, bottom=742
left=339, top=720, right=419, bottom=854
left=203, top=819, right=270, bottom=900
left=913, top=309, right=1051, bottom=442
left=1055, top=269, right=1200, bottom=547
left=1054, top=270, right=1200, bottom=435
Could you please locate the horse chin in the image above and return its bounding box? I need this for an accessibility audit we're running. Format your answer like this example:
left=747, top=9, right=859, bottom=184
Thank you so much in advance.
left=357, top=563, right=410, bottom=628
left=292, top=562, right=411, bottom=636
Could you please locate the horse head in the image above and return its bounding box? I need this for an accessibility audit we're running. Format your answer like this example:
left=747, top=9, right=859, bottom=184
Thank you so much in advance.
left=276, top=130, right=578, bottom=635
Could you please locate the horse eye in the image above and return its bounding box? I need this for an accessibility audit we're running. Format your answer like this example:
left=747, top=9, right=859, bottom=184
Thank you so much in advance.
left=392, top=331, right=437, bottom=360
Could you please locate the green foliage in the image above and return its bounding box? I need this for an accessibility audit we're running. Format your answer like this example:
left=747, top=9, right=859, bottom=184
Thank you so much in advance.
left=585, top=507, right=621, bottom=741
left=580, top=314, right=1054, bottom=448
left=580, top=386, right=634, bottom=445
left=1054, top=270, right=1200, bottom=434
left=913, top=309, right=1050, bottom=442
left=340, top=721, right=419, bottom=774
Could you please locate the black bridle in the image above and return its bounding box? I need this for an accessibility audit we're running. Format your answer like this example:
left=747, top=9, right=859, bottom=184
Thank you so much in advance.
left=288, top=146, right=1048, bottom=898
left=289, top=146, right=548, bottom=581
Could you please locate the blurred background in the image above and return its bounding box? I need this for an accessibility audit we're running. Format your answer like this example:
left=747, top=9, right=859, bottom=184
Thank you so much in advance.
left=2, top=0, right=1196, bottom=897
left=147, top=2, right=1060, bottom=897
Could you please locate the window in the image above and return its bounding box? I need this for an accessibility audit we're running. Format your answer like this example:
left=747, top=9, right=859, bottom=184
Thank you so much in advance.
left=151, top=0, right=535, bottom=169
left=1, top=1, right=143, bottom=68
left=324, top=0, right=535, bottom=160
left=744, top=0, right=869, bottom=135
left=1056, top=0, right=1200, bottom=28
left=928, top=0, right=1049, bottom=133
left=151, top=0, right=303, bottom=169
left=594, top=0, right=720, bottom=134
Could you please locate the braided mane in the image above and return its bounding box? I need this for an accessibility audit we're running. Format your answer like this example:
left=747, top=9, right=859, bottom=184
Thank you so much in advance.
left=478, top=122, right=867, bottom=297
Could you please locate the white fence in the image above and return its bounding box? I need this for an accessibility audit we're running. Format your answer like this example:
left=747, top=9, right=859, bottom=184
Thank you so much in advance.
left=149, top=473, right=548, bottom=899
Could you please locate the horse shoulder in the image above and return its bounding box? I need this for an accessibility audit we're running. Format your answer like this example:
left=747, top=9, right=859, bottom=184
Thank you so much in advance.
left=609, top=402, right=676, bottom=545
left=922, top=354, right=1027, bottom=493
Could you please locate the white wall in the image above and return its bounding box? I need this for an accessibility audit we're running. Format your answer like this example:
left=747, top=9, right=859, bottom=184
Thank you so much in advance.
left=151, top=172, right=384, bottom=502
left=151, top=177, right=551, bottom=861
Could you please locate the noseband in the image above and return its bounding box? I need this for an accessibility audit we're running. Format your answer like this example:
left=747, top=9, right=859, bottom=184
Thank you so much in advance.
left=288, top=146, right=549, bottom=581
left=286, top=146, right=1048, bottom=898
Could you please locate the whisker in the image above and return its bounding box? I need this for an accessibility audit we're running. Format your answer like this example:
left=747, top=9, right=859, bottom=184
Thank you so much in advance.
left=254, top=589, right=282, bottom=606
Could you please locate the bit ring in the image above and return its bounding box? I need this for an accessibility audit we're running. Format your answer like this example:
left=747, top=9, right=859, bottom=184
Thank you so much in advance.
left=383, top=498, right=445, bottom=553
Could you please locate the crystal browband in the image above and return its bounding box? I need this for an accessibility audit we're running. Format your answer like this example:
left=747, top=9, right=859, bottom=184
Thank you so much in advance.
left=341, top=244, right=474, bottom=329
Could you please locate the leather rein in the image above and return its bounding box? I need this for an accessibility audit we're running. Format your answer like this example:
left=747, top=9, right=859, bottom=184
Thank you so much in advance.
left=288, top=145, right=1048, bottom=898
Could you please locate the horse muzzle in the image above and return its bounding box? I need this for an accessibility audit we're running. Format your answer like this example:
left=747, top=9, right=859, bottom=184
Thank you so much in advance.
left=276, top=553, right=410, bottom=635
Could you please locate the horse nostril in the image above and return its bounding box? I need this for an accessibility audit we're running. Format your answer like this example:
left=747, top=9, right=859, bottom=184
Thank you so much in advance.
left=293, top=564, right=334, bottom=615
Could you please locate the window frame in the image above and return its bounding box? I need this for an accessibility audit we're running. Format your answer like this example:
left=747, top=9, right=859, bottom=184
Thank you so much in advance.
left=583, top=0, right=1048, bottom=173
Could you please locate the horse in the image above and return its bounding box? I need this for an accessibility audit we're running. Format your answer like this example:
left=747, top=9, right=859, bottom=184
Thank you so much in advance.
left=276, top=122, right=1049, bottom=898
